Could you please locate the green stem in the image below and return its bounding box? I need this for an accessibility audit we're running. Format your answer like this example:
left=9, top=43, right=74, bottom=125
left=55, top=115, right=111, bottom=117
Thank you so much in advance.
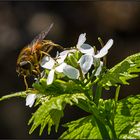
left=98, top=37, right=107, bottom=66
left=87, top=78, right=99, bottom=88
left=94, top=116, right=111, bottom=139
left=84, top=66, right=98, bottom=86
left=78, top=64, right=84, bottom=81
left=0, top=91, right=26, bottom=101
left=98, top=37, right=104, bottom=48
left=56, top=79, right=67, bottom=84
left=106, top=85, right=120, bottom=140
left=94, top=85, right=102, bottom=106
left=114, top=85, right=121, bottom=118
left=107, top=120, right=117, bottom=139
left=112, top=85, right=121, bottom=127
left=115, top=85, right=120, bottom=103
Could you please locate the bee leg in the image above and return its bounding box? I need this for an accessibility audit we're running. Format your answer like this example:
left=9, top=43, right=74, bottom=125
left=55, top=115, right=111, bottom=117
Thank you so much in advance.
left=40, top=50, right=50, bottom=56
left=32, top=65, right=41, bottom=78
left=43, top=40, right=64, bottom=51
left=46, top=45, right=53, bottom=53
left=23, top=75, right=28, bottom=90
left=32, top=70, right=40, bottom=78
left=36, top=67, right=41, bottom=78
left=56, top=44, right=64, bottom=50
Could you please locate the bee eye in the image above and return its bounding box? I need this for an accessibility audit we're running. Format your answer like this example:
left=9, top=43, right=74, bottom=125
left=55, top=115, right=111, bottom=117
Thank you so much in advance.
left=19, top=61, right=31, bottom=69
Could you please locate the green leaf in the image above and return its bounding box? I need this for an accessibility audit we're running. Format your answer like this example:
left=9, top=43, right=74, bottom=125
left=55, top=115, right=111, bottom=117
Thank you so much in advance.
left=60, top=98, right=113, bottom=139
left=99, top=53, right=140, bottom=88
left=120, top=122, right=140, bottom=139
left=115, top=94, right=140, bottom=139
left=60, top=115, right=112, bottom=139
left=28, top=93, right=87, bottom=135
left=60, top=115, right=102, bottom=139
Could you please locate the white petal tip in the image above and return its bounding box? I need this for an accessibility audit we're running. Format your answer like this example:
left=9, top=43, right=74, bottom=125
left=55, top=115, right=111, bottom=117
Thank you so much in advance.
left=76, top=33, right=86, bottom=48
left=107, top=39, right=114, bottom=47
left=94, top=38, right=114, bottom=58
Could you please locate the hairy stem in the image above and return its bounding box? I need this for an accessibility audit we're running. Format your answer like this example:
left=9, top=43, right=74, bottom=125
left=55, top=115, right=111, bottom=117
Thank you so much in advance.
left=0, top=91, right=26, bottom=101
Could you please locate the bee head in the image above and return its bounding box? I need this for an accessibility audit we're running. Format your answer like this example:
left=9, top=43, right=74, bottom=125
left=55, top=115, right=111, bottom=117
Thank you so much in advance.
left=16, top=61, right=32, bottom=77
left=19, top=61, right=32, bottom=70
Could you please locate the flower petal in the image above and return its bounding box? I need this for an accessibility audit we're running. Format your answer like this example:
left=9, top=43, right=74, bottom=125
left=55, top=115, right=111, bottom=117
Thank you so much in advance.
left=56, top=50, right=69, bottom=64
left=76, top=33, right=86, bottom=48
left=63, top=64, right=79, bottom=79
left=40, top=56, right=55, bottom=69
left=55, top=62, right=67, bottom=73
left=94, top=39, right=113, bottom=58
left=57, top=49, right=76, bottom=64
left=47, top=69, right=55, bottom=85
left=78, top=54, right=93, bottom=74
left=94, top=61, right=103, bottom=76
left=78, top=44, right=94, bottom=55
left=26, top=94, right=36, bottom=108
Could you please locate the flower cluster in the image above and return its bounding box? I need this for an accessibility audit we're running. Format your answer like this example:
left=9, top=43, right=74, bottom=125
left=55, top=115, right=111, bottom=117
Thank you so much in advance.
left=40, top=33, right=113, bottom=84
left=26, top=33, right=113, bottom=107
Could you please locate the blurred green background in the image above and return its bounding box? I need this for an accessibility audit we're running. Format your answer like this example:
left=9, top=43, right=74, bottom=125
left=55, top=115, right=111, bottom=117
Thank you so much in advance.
left=0, top=1, right=140, bottom=139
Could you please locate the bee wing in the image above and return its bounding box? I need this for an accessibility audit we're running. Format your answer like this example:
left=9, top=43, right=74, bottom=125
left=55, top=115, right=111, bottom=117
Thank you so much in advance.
left=30, top=23, right=54, bottom=46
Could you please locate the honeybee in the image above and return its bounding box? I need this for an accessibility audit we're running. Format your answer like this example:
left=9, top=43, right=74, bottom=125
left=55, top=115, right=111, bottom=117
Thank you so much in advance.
left=16, top=23, right=63, bottom=89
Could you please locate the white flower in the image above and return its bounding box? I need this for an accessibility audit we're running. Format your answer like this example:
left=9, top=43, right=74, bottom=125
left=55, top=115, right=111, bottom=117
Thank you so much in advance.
left=76, top=33, right=86, bottom=48
left=78, top=38, right=113, bottom=74
left=41, top=54, right=79, bottom=85
left=26, top=94, right=36, bottom=108
left=40, top=56, right=56, bottom=85
left=78, top=39, right=113, bottom=57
